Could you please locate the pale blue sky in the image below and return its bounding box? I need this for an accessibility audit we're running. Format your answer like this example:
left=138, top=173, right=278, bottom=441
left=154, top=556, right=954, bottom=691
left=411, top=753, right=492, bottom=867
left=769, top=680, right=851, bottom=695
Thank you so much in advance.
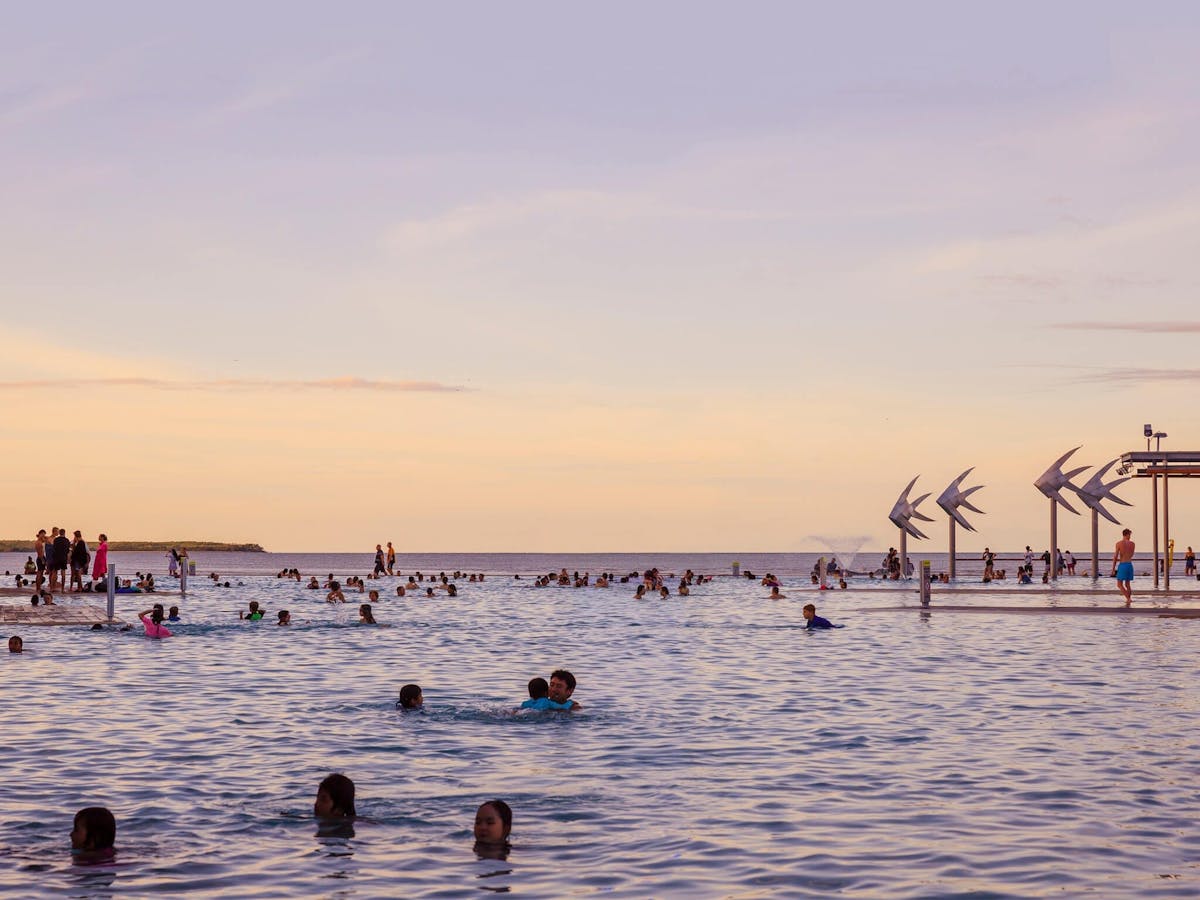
left=3, top=3, right=1199, bottom=549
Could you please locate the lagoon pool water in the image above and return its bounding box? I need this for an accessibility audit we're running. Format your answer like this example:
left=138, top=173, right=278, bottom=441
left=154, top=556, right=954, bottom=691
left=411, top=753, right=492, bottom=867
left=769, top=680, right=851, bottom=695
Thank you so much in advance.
left=3, top=553, right=1200, bottom=897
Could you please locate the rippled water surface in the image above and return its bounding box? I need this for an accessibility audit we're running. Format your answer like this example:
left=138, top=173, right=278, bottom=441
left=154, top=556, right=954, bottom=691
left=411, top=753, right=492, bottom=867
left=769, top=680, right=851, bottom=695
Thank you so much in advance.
left=3, top=552, right=1200, bottom=897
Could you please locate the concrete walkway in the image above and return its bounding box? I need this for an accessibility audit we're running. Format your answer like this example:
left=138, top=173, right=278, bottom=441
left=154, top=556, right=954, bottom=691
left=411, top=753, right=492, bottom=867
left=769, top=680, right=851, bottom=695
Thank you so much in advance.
left=0, top=603, right=123, bottom=626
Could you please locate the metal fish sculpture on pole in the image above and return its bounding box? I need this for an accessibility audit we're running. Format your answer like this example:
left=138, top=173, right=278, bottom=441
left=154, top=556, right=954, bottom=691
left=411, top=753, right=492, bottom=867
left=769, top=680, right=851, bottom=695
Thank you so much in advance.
left=1033, top=447, right=1089, bottom=582
left=889, top=476, right=934, bottom=581
left=936, top=468, right=985, bottom=580
left=1075, top=458, right=1132, bottom=580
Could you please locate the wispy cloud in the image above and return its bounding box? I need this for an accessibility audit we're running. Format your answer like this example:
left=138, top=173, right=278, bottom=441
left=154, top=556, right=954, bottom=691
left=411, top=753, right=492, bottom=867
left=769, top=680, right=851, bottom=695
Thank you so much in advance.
left=1070, top=367, right=1200, bottom=385
left=0, top=376, right=470, bottom=392
left=1051, top=322, right=1200, bottom=333
left=202, top=49, right=368, bottom=121
left=383, top=189, right=782, bottom=252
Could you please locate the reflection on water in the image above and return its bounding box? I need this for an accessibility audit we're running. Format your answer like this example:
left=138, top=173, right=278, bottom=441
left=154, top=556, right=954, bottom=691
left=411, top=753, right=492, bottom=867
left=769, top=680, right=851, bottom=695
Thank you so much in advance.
left=3, top=568, right=1200, bottom=897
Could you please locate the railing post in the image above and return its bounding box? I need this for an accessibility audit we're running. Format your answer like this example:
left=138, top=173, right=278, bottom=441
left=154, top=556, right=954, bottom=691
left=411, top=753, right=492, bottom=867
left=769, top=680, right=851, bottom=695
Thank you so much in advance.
left=106, top=565, right=116, bottom=623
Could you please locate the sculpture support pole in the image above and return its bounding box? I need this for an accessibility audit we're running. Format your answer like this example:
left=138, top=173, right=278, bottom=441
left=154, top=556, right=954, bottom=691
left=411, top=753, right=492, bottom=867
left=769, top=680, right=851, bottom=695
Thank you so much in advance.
left=900, top=529, right=908, bottom=582
left=1164, top=458, right=1171, bottom=590
left=1050, top=498, right=1058, bottom=582
left=948, top=518, right=956, bottom=580
left=1090, top=510, right=1099, bottom=581
left=1152, top=470, right=1160, bottom=588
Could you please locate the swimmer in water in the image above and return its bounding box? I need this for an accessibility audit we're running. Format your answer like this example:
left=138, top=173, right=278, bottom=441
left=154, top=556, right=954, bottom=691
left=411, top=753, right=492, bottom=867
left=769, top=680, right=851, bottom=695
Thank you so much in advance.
left=138, top=605, right=172, bottom=638
left=473, top=799, right=512, bottom=849
left=359, top=603, right=378, bottom=624
left=307, top=577, right=320, bottom=589
left=326, top=581, right=346, bottom=604
left=167, top=606, right=180, bottom=622
left=769, top=586, right=786, bottom=599
left=397, top=683, right=423, bottom=709
left=8, top=635, right=24, bottom=653
left=518, top=677, right=572, bottom=711
left=802, top=603, right=836, bottom=630
left=71, top=806, right=116, bottom=861
left=368, top=589, right=379, bottom=603
left=239, top=601, right=264, bottom=621
left=277, top=610, right=292, bottom=625
left=314, top=773, right=356, bottom=818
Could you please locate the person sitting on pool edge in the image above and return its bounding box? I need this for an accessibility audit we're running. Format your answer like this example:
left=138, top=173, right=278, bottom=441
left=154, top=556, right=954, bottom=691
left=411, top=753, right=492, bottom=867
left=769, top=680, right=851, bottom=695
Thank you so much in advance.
left=802, top=604, right=837, bottom=630
left=71, top=806, right=116, bottom=861
left=314, top=773, right=356, bottom=818
left=547, top=669, right=582, bottom=710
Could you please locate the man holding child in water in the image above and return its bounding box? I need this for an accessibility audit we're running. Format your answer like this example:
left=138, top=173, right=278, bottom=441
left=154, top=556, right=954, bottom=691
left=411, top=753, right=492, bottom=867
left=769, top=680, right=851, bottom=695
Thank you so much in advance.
left=1113, top=528, right=1135, bottom=606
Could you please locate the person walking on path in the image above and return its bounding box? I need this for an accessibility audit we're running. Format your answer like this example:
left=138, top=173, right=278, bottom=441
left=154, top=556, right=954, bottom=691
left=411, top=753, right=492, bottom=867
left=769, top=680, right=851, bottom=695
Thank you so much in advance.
left=1113, top=528, right=1136, bottom=606
left=1186, top=546, right=1196, bottom=577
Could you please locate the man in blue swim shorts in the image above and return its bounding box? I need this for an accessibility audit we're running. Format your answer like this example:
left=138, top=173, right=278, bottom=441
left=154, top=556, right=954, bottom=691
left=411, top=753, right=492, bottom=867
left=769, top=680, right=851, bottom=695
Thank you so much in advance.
left=1112, top=528, right=1135, bottom=606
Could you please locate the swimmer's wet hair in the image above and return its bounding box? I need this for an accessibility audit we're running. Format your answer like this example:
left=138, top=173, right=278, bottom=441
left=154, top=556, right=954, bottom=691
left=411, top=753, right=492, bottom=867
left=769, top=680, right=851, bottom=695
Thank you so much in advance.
left=527, top=677, right=548, bottom=699
left=75, top=807, right=116, bottom=850
left=550, top=669, right=576, bottom=691
left=482, top=799, right=512, bottom=836
left=398, top=683, right=422, bottom=709
left=318, top=773, right=356, bottom=817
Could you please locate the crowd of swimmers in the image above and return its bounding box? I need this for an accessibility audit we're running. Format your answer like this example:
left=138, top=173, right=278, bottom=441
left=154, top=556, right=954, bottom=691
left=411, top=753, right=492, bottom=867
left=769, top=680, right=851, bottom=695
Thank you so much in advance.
left=67, top=788, right=516, bottom=864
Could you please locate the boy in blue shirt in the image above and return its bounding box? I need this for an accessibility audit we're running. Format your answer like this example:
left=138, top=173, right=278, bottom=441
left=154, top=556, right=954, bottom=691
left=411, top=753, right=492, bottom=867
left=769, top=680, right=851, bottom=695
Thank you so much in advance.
left=803, top=603, right=836, bottom=630
left=520, top=677, right=573, bottom=710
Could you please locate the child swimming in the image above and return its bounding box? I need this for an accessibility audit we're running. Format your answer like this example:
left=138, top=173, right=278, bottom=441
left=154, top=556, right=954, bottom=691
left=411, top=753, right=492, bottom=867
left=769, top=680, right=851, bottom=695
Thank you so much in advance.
left=71, top=806, right=116, bottom=860
left=277, top=610, right=292, bottom=625
left=138, top=605, right=172, bottom=638
left=314, top=773, right=356, bottom=818
left=397, top=683, right=423, bottom=709
left=326, top=582, right=346, bottom=603
left=518, top=677, right=573, bottom=711
left=239, top=601, right=265, bottom=621
left=802, top=603, right=837, bottom=630
left=473, top=799, right=512, bottom=845
left=8, top=635, right=24, bottom=653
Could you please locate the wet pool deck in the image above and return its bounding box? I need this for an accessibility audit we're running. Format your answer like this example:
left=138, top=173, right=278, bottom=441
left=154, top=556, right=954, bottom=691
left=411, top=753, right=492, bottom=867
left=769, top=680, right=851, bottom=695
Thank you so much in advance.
left=0, top=603, right=124, bottom=626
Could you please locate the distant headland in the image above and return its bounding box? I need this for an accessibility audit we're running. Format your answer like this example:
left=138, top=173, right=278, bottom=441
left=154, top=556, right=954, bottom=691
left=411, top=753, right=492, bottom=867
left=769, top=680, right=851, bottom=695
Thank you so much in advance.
left=0, top=540, right=266, bottom=553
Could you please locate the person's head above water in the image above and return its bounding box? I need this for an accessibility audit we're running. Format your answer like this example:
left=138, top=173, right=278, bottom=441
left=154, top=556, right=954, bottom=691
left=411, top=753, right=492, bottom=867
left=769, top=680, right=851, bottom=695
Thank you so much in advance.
left=277, top=610, right=291, bottom=625
left=474, top=799, right=512, bottom=844
left=8, top=635, right=23, bottom=653
left=398, top=683, right=423, bottom=709
left=527, top=677, right=549, bottom=700
left=314, top=773, right=356, bottom=818
left=548, top=669, right=576, bottom=704
left=71, top=806, right=116, bottom=852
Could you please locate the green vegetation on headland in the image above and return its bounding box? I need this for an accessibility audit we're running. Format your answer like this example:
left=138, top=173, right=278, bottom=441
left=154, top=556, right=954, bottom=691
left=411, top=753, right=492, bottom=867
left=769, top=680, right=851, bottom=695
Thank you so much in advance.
left=0, top=540, right=265, bottom=553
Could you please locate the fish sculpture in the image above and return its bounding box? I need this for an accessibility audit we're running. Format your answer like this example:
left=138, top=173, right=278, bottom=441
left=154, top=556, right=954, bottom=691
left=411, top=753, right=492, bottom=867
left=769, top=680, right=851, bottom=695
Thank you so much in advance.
left=889, top=476, right=935, bottom=540
left=1075, top=458, right=1132, bottom=525
left=1033, top=447, right=1089, bottom=515
left=935, top=467, right=986, bottom=531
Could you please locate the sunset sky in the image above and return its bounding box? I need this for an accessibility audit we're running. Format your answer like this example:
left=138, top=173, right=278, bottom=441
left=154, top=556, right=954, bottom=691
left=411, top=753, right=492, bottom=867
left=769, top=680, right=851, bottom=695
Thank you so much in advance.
left=3, top=2, right=1200, bottom=552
